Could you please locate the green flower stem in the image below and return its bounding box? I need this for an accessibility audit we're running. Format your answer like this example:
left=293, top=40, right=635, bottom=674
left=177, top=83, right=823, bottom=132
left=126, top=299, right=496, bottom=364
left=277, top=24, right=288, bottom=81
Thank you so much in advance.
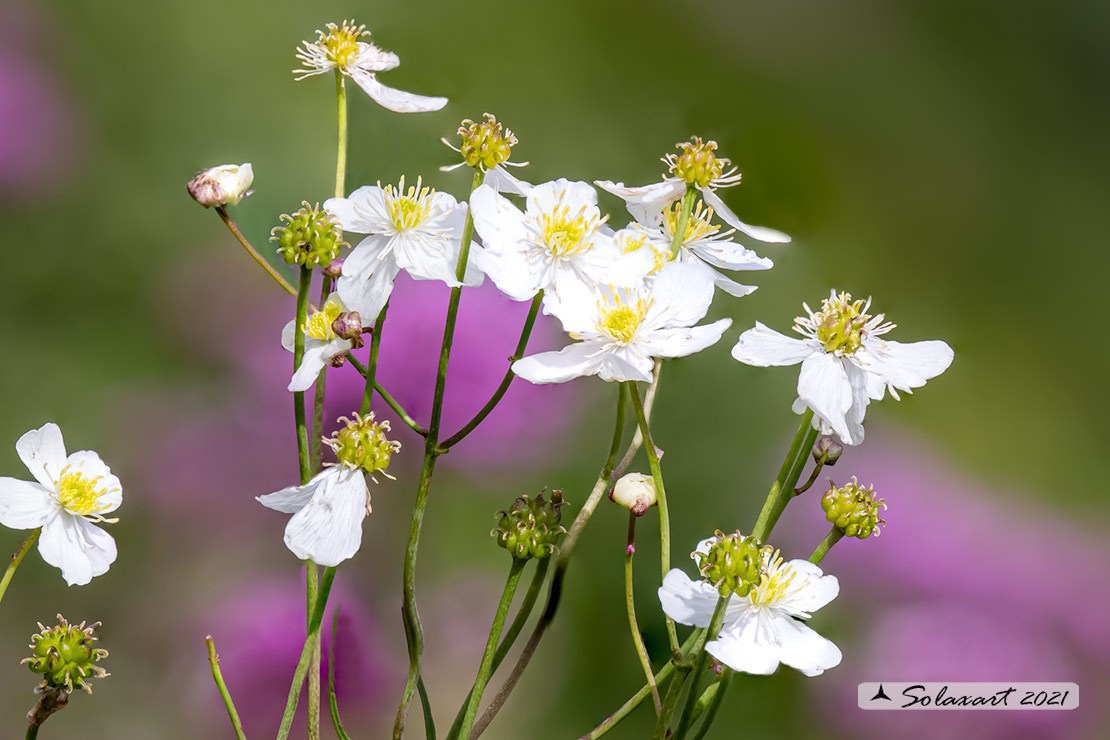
left=672, top=595, right=731, bottom=740
left=334, top=73, right=348, bottom=199
left=578, top=630, right=700, bottom=740
left=215, top=206, right=299, bottom=297
left=394, top=167, right=485, bottom=740
left=441, top=291, right=543, bottom=449
left=751, top=408, right=814, bottom=542
left=306, top=561, right=322, bottom=740
left=470, top=385, right=631, bottom=739
left=25, top=725, right=39, bottom=740
left=794, top=455, right=827, bottom=495
left=293, top=267, right=314, bottom=485
left=762, top=424, right=820, bottom=539
left=310, top=276, right=333, bottom=473
left=689, top=669, right=732, bottom=740
left=667, top=186, right=698, bottom=259
left=275, top=567, right=336, bottom=740
left=613, top=360, right=662, bottom=478
left=652, top=667, right=688, bottom=740
left=328, top=610, right=352, bottom=740
left=0, top=528, right=40, bottom=607
left=205, top=636, right=248, bottom=740
left=626, top=380, right=679, bottom=654
left=417, top=678, right=436, bottom=740
left=809, top=526, right=845, bottom=565
left=624, top=513, right=661, bottom=713
left=359, top=303, right=389, bottom=416
left=457, top=559, right=527, bottom=739
left=347, top=356, right=427, bottom=436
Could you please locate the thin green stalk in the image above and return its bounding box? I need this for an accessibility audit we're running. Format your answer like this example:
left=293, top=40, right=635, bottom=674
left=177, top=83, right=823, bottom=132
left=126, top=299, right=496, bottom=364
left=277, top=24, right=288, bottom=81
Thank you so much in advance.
left=25, top=725, right=39, bottom=740
left=310, top=276, right=333, bottom=473
left=417, top=678, right=436, bottom=740
left=667, top=187, right=698, bottom=259
left=293, top=267, right=314, bottom=485
left=0, top=528, right=40, bottom=607
left=624, top=513, right=661, bottom=714
left=613, top=360, right=661, bottom=478
left=276, top=567, right=337, bottom=740
left=689, top=670, right=732, bottom=740
left=347, top=356, right=427, bottom=436
left=626, top=381, right=679, bottom=654
left=762, top=424, right=820, bottom=539
left=360, top=303, right=389, bottom=416
left=394, top=167, right=486, bottom=740
left=442, top=291, right=543, bottom=449
left=206, top=636, right=248, bottom=740
left=457, top=559, right=527, bottom=739
left=794, top=455, right=826, bottom=495
left=216, top=206, right=298, bottom=297
left=334, top=72, right=348, bottom=199
left=751, top=409, right=814, bottom=542
left=652, top=667, right=688, bottom=740
left=307, top=562, right=322, bottom=740
left=809, top=526, right=845, bottom=565
left=672, top=595, right=731, bottom=740
left=328, top=610, right=352, bottom=740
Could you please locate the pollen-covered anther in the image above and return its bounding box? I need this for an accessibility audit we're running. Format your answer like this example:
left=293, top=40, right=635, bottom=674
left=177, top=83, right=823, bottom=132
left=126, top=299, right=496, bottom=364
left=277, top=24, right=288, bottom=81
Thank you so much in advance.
left=794, top=291, right=895, bottom=356
left=820, top=476, right=887, bottom=539
left=23, top=615, right=109, bottom=694
left=491, top=489, right=568, bottom=560
left=323, top=413, right=400, bottom=477
left=596, top=290, right=651, bottom=344
left=382, top=176, right=439, bottom=233
left=695, top=530, right=770, bottom=598
left=662, top=199, right=726, bottom=247
left=457, top=113, right=519, bottom=170
left=663, top=137, right=742, bottom=189
left=272, top=202, right=347, bottom=268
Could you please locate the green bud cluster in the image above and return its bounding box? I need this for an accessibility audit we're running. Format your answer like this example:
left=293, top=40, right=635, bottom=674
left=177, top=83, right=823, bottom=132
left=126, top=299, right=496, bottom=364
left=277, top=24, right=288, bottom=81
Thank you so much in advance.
left=668, top=137, right=730, bottom=189
left=491, top=489, right=567, bottom=560
left=458, top=113, right=518, bottom=171
left=272, top=202, right=346, bottom=268
left=325, top=413, right=399, bottom=475
left=695, top=530, right=768, bottom=597
left=22, top=615, right=109, bottom=694
left=820, top=476, right=887, bottom=538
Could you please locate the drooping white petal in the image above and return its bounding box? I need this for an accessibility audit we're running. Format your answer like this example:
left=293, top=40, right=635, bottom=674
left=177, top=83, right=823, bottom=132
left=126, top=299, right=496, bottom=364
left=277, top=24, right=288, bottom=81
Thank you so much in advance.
left=773, top=616, right=843, bottom=676
left=337, top=242, right=402, bottom=319
left=38, top=512, right=116, bottom=587
left=595, top=352, right=654, bottom=383
left=348, top=70, right=447, bottom=113
left=257, top=480, right=318, bottom=514
left=776, top=560, right=840, bottom=615
left=658, top=569, right=720, bottom=629
left=62, top=451, right=122, bottom=514
left=862, top=338, right=954, bottom=401
left=352, top=43, right=399, bottom=72
left=0, top=477, right=54, bottom=528
left=688, top=238, right=774, bottom=272
left=485, top=165, right=534, bottom=196
left=732, top=323, right=813, bottom=367
left=797, top=353, right=854, bottom=442
left=288, top=340, right=332, bottom=392
left=699, top=188, right=791, bottom=243
left=16, top=423, right=66, bottom=489
left=511, top=343, right=601, bottom=384
left=595, top=179, right=685, bottom=228
left=638, top=320, right=732, bottom=359
left=706, top=612, right=782, bottom=675
left=706, top=270, right=759, bottom=298
left=282, top=468, right=369, bottom=567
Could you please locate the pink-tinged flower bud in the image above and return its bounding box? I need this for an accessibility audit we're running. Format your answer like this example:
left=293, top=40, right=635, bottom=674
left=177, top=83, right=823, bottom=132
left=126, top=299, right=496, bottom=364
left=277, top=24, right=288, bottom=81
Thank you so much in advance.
left=610, top=473, right=657, bottom=516
left=813, top=435, right=844, bottom=465
left=331, top=311, right=364, bottom=347
left=323, top=257, right=346, bottom=278
left=186, top=163, right=254, bottom=208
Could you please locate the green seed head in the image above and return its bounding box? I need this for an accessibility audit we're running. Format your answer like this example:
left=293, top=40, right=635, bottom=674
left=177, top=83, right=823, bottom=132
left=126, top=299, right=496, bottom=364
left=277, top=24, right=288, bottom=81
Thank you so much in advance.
left=666, top=137, right=732, bottom=189
left=272, top=202, right=347, bottom=268
left=694, top=530, right=769, bottom=598
left=491, top=489, right=567, bottom=560
left=820, top=476, right=887, bottom=539
left=324, top=413, right=399, bottom=476
left=22, top=615, right=109, bottom=694
left=457, top=113, right=518, bottom=171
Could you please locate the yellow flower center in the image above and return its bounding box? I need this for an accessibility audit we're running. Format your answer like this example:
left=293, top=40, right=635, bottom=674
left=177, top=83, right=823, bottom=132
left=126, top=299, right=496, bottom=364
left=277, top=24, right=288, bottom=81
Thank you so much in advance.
left=749, top=551, right=796, bottom=607
left=322, top=21, right=367, bottom=69
left=304, top=299, right=344, bottom=341
left=619, top=231, right=669, bottom=274
left=56, top=471, right=111, bottom=517
left=662, top=200, right=720, bottom=248
left=812, top=292, right=870, bottom=355
left=596, top=293, right=651, bottom=343
left=668, top=137, right=729, bottom=188
left=383, top=177, right=435, bottom=232
left=539, top=206, right=595, bottom=257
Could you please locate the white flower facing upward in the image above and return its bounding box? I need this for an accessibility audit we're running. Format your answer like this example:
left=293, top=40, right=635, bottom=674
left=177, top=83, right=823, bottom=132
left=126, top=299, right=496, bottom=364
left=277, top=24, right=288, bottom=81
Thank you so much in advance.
left=294, top=20, right=447, bottom=113
left=470, top=179, right=656, bottom=302
left=659, top=544, right=842, bottom=677
left=0, top=423, right=120, bottom=586
left=731, top=291, right=954, bottom=445
left=325, top=177, right=482, bottom=321
left=257, top=413, right=399, bottom=567
left=512, top=263, right=731, bottom=384
left=282, top=293, right=354, bottom=392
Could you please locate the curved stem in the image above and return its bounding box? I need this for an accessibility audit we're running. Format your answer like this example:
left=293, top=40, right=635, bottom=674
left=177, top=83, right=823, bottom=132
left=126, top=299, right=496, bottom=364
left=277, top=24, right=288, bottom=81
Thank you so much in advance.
left=276, top=567, right=337, bottom=740
left=216, top=206, right=298, bottom=297
left=442, top=291, right=543, bottom=449
left=347, top=356, right=427, bottom=436
left=809, top=526, right=845, bottom=565
left=457, top=559, right=527, bottom=739
left=667, top=187, right=698, bottom=259
left=672, top=595, right=730, bottom=740
left=206, top=636, right=248, bottom=740
left=0, top=528, right=40, bottom=607
left=794, top=456, right=826, bottom=495
left=360, top=303, right=389, bottom=416
left=626, top=381, right=679, bottom=654
left=688, top=670, right=732, bottom=740
left=624, top=513, right=661, bottom=713
left=750, top=409, right=814, bottom=542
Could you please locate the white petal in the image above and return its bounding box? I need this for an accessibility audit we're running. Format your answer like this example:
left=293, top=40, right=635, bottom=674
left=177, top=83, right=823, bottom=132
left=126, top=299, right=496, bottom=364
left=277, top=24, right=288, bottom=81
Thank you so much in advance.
left=38, top=513, right=116, bottom=587
left=337, top=244, right=401, bottom=319
left=324, top=186, right=385, bottom=233
left=16, top=423, right=67, bottom=489
left=595, top=352, right=654, bottom=383
left=527, top=179, right=599, bottom=215
left=595, top=179, right=685, bottom=227
left=349, top=71, right=447, bottom=113
left=863, top=339, right=954, bottom=400
left=658, top=569, right=719, bottom=628
left=646, top=262, right=714, bottom=327
left=774, top=617, right=842, bottom=676
left=281, top=318, right=297, bottom=352
left=62, top=451, right=122, bottom=514
left=576, top=236, right=655, bottom=289
left=689, top=239, right=773, bottom=272
left=797, top=353, right=853, bottom=442
left=639, top=320, right=732, bottom=359
left=707, top=270, right=759, bottom=298
left=699, top=188, right=791, bottom=243
left=512, top=343, right=601, bottom=384
left=777, top=560, right=840, bottom=614
left=732, top=323, right=813, bottom=367
left=541, top=280, right=602, bottom=335
left=258, top=477, right=320, bottom=514
left=485, top=165, right=534, bottom=196
left=0, top=478, right=54, bottom=528
left=706, top=611, right=781, bottom=675
left=282, top=468, right=368, bottom=566
left=288, top=341, right=330, bottom=392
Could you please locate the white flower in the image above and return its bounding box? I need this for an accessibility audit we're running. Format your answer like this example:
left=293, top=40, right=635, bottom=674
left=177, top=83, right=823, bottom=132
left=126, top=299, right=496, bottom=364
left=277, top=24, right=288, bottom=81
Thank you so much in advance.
left=731, top=291, right=954, bottom=445
left=659, top=546, right=842, bottom=677
left=470, top=179, right=655, bottom=302
left=186, top=163, right=254, bottom=208
left=325, top=177, right=482, bottom=320
left=282, top=293, right=353, bottom=392
left=294, top=21, right=446, bottom=113
left=0, top=423, right=120, bottom=586
left=512, top=263, right=731, bottom=383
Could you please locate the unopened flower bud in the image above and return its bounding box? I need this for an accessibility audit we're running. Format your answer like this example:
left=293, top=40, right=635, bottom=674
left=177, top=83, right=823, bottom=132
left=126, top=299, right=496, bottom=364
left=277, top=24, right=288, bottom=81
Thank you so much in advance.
left=457, top=113, right=518, bottom=171
left=22, top=615, right=109, bottom=694
left=272, top=202, right=347, bottom=268
left=187, top=163, right=254, bottom=208
left=695, top=530, right=769, bottom=598
left=324, top=413, right=399, bottom=476
left=491, top=489, right=567, bottom=560
left=812, top=435, right=843, bottom=466
left=331, top=311, right=364, bottom=347
left=820, top=476, right=886, bottom=539
left=323, top=257, right=345, bottom=278
left=610, top=473, right=656, bottom=516
left=666, top=138, right=730, bottom=189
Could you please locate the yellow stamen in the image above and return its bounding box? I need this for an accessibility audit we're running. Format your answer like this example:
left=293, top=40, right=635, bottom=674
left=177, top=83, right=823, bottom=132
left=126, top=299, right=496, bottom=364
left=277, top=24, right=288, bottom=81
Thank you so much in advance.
left=750, top=550, right=796, bottom=607
left=662, top=199, right=719, bottom=247
left=321, top=21, right=368, bottom=69
left=303, top=299, right=344, bottom=341
left=596, top=291, right=651, bottom=343
left=56, top=470, right=111, bottom=517
left=383, top=176, right=435, bottom=231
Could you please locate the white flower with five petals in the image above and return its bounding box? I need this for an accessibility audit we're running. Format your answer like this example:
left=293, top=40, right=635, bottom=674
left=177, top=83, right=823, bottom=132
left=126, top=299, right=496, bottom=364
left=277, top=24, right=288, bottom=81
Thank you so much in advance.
left=0, top=423, right=120, bottom=586
left=282, top=293, right=353, bottom=392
